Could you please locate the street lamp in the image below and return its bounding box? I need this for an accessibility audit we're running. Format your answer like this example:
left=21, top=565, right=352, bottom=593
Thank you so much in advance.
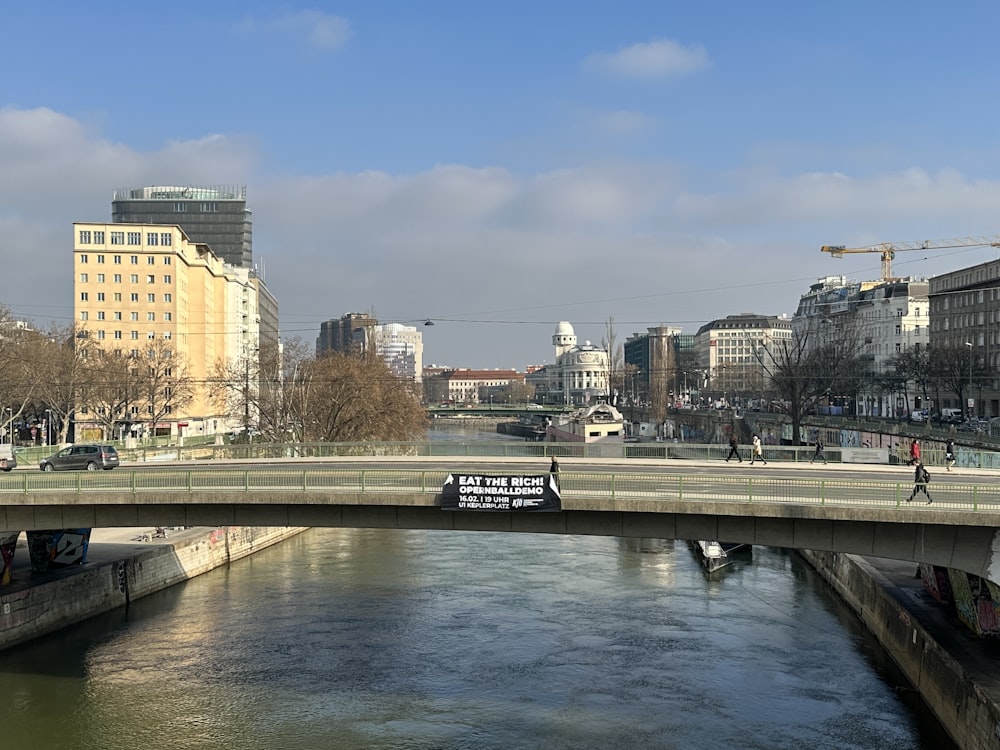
left=45, top=409, right=52, bottom=447
left=965, top=342, right=974, bottom=418
left=2, top=408, right=10, bottom=444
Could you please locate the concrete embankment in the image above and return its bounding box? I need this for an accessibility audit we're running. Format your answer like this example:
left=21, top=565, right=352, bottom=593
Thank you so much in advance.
left=802, top=550, right=1000, bottom=750
left=0, top=525, right=307, bottom=653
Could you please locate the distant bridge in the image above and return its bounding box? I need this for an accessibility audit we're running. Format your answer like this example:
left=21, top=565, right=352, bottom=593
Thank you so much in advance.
left=2, top=463, right=1000, bottom=584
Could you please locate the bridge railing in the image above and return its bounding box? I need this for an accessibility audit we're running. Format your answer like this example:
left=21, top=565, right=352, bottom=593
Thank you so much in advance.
left=2, top=468, right=1000, bottom=512
left=108, top=440, right=1000, bottom=470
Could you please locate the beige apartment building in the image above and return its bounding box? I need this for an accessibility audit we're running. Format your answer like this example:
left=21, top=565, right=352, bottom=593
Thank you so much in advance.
left=73, top=222, right=265, bottom=440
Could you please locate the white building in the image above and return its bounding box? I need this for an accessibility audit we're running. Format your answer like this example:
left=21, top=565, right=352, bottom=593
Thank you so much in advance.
left=530, top=322, right=609, bottom=405
left=374, top=323, right=423, bottom=383
left=792, top=276, right=929, bottom=417
left=694, top=313, right=792, bottom=401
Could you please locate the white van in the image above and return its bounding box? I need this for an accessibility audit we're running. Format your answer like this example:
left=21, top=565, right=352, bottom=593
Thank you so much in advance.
left=910, top=410, right=929, bottom=423
left=0, top=444, right=16, bottom=472
left=939, top=408, right=963, bottom=423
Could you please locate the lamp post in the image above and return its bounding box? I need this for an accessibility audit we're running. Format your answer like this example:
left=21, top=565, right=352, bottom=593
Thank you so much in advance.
left=2, top=408, right=10, bottom=444
left=965, top=342, right=974, bottom=419
left=45, top=409, right=52, bottom=447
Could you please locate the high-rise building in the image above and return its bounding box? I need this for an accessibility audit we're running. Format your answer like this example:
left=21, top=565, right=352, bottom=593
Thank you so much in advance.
left=373, top=323, right=423, bottom=383
left=316, top=313, right=377, bottom=355
left=73, top=222, right=268, bottom=439
left=112, top=185, right=252, bottom=269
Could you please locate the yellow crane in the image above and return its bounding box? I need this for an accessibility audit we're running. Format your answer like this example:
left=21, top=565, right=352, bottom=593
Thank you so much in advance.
left=820, top=236, right=1000, bottom=282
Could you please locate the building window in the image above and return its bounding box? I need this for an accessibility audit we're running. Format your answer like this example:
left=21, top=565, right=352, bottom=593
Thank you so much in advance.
left=96, top=273, right=105, bottom=283
left=147, top=256, right=155, bottom=265
left=131, top=331, right=139, bottom=340
left=114, top=292, right=122, bottom=302
left=163, top=275, right=171, bottom=284
left=147, top=275, right=155, bottom=284
left=130, top=312, right=139, bottom=321
left=164, top=293, right=172, bottom=302
left=80, top=292, right=88, bottom=301
left=147, top=331, right=155, bottom=339
left=113, top=274, right=122, bottom=283
left=147, top=312, right=155, bottom=321
left=164, top=312, right=172, bottom=321
left=97, top=311, right=105, bottom=320
left=79, top=230, right=92, bottom=244
left=114, top=312, right=122, bottom=321
left=147, top=233, right=159, bottom=246
left=200, top=202, right=218, bottom=212
left=130, top=274, right=138, bottom=283
left=96, top=292, right=105, bottom=301
left=130, top=293, right=139, bottom=302
left=114, top=331, right=122, bottom=340
left=130, top=255, right=138, bottom=264
left=174, top=203, right=187, bottom=212
left=80, top=273, right=88, bottom=283
left=163, top=255, right=171, bottom=264
left=163, top=331, right=172, bottom=339
left=97, top=330, right=105, bottom=340
left=110, top=232, right=124, bottom=245
left=127, top=232, right=141, bottom=245
left=94, top=231, right=105, bottom=244
left=80, top=311, right=88, bottom=321
left=79, top=255, right=88, bottom=264
left=147, top=294, right=155, bottom=303
left=113, top=255, right=121, bottom=264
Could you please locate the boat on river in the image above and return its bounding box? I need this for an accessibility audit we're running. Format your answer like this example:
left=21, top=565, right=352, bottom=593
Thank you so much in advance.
left=690, top=540, right=752, bottom=572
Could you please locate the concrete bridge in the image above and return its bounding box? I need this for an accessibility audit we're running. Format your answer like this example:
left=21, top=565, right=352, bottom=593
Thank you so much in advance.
left=2, top=460, right=1000, bottom=583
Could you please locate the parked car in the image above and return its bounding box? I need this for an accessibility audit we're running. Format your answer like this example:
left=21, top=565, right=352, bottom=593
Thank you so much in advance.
left=0, top=444, right=16, bottom=472
left=39, top=444, right=120, bottom=471
left=909, top=410, right=930, bottom=423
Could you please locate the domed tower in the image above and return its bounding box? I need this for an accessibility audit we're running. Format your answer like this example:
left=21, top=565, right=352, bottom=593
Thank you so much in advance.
left=552, top=321, right=577, bottom=360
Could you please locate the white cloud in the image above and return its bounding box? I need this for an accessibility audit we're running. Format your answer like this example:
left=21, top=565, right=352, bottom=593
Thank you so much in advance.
left=4, top=105, right=1000, bottom=366
left=239, top=10, right=351, bottom=52
left=584, top=39, right=709, bottom=79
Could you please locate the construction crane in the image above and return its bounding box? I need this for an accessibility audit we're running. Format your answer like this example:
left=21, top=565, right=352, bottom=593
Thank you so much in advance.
left=820, top=236, right=1000, bottom=282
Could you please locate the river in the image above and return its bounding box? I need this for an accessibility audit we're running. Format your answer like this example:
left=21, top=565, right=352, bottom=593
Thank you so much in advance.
left=0, top=528, right=954, bottom=749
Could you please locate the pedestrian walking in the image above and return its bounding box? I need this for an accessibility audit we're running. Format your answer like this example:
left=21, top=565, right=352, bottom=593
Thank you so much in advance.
left=725, top=434, right=742, bottom=462
left=810, top=437, right=827, bottom=465
left=549, top=456, right=560, bottom=490
left=945, top=439, right=956, bottom=471
left=906, top=461, right=933, bottom=504
left=908, top=439, right=921, bottom=466
left=750, top=434, right=766, bottom=465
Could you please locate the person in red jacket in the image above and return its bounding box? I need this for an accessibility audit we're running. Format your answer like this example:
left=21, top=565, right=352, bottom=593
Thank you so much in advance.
left=908, top=439, right=921, bottom=466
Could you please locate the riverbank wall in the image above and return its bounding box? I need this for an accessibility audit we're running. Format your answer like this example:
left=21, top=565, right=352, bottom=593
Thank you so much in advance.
left=0, top=525, right=307, bottom=653
left=802, top=550, right=1000, bottom=750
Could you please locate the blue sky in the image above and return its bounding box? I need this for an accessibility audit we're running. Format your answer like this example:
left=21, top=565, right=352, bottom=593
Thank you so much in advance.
left=4, top=1, right=1000, bottom=368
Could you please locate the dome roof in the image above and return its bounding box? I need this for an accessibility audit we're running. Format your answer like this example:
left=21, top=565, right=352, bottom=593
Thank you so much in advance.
left=554, top=321, right=575, bottom=336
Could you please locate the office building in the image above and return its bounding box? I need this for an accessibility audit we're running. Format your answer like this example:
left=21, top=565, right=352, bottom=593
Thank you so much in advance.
left=112, top=185, right=253, bottom=269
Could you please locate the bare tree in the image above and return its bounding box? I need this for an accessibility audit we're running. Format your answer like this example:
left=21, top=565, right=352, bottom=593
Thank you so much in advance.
left=136, top=339, right=195, bottom=434
left=602, top=316, right=623, bottom=405
left=292, top=350, right=426, bottom=442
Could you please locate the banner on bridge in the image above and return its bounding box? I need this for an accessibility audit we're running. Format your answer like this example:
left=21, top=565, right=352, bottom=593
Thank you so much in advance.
left=440, top=473, right=561, bottom=512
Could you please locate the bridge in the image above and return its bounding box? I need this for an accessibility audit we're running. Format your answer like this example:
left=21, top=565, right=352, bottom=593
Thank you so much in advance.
left=2, top=459, right=1000, bottom=583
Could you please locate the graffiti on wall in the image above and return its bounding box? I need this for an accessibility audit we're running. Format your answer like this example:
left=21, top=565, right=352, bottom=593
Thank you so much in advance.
left=950, top=568, right=1000, bottom=637
left=25, top=529, right=91, bottom=572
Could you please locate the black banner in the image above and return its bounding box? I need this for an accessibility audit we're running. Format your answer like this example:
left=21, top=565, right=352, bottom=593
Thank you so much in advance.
left=441, top=473, right=561, bottom=512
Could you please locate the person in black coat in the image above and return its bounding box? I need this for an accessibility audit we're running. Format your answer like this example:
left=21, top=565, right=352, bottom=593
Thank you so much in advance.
left=906, top=461, right=932, bottom=504
left=725, top=434, right=741, bottom=462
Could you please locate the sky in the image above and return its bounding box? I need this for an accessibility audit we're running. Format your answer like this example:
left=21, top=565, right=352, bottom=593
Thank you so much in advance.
left=5, top=1, right=1000, bottom=369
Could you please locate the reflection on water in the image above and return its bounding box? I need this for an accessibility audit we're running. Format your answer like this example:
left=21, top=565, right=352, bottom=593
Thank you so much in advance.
left=427, top=423, right=523, bottom=442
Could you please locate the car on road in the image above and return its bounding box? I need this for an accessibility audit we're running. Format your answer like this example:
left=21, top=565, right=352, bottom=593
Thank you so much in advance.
left=39, top=444, right=120, bottom=471
left=0, top=444, right=16, bottom=472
